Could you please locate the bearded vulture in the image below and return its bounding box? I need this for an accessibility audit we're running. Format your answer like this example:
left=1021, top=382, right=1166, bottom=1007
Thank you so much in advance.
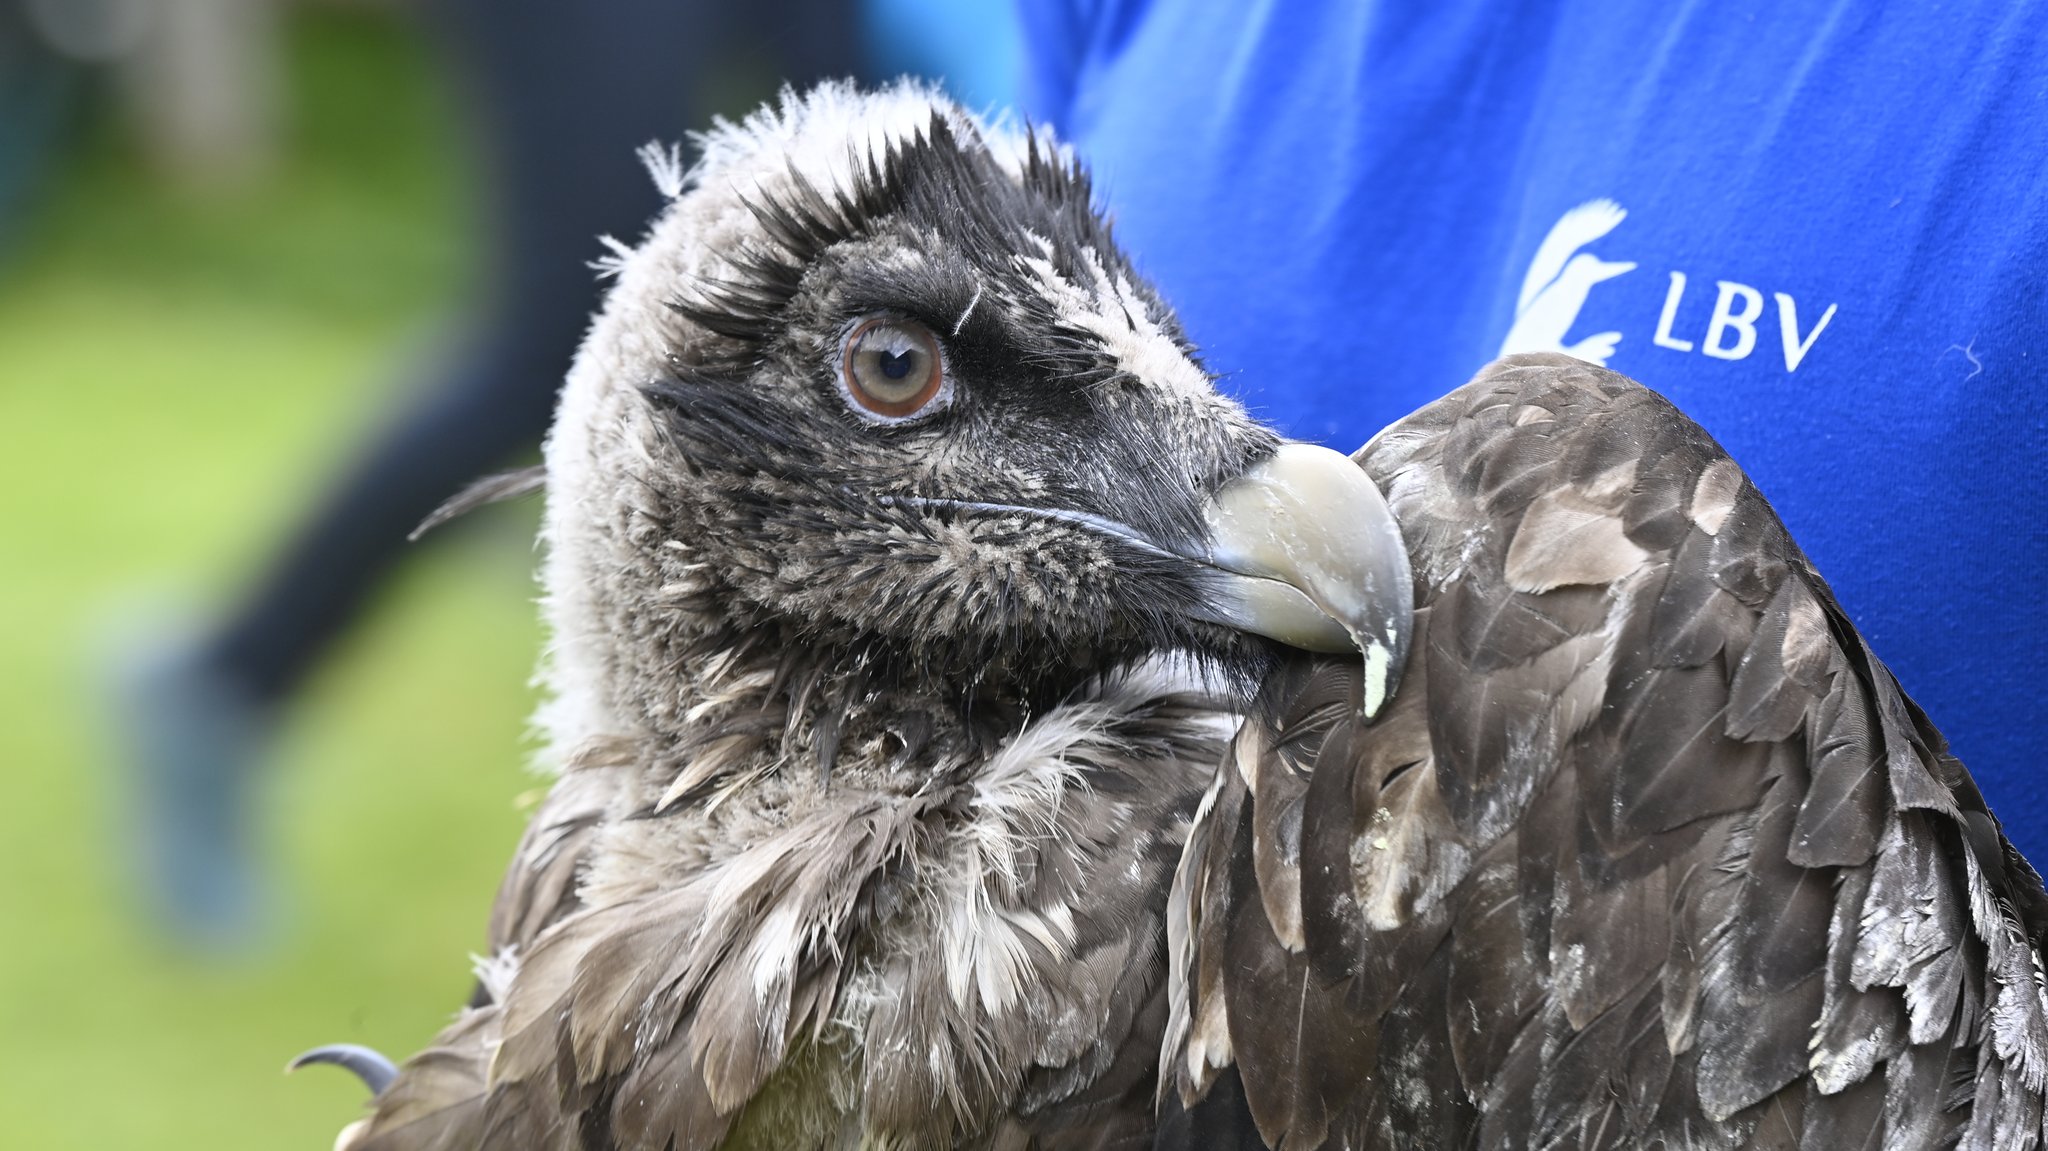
left=298, top=84, right=2048, bottom=1150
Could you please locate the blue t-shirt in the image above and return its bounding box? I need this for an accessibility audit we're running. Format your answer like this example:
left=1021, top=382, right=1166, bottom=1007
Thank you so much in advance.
left=1022, top=1, right=2048, bottom=859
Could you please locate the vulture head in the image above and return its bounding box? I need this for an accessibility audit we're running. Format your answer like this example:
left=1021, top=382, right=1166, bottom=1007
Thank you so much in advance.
left=304, top=83, right=1416, bottom=1150
left=541, top=83, right=1411, bottom=753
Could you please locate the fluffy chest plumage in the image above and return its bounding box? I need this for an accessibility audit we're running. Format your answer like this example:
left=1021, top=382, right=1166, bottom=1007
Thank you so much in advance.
left=482, top=665, right=1231, bottom=1150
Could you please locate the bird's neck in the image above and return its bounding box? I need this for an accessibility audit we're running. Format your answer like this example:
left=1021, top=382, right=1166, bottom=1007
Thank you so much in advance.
left=620, top=619, right=1058, bottom=804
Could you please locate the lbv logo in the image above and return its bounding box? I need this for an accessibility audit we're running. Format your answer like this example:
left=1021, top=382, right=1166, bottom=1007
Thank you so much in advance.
left=1501, top=199, right=1838, bottom=373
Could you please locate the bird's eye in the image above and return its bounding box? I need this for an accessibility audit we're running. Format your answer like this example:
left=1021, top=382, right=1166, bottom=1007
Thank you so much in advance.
left=839, top=317, right=947, bottom=421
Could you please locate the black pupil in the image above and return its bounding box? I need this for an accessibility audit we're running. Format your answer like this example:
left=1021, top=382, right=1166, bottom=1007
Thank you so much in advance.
left=877, top=347, right=917, bottom=380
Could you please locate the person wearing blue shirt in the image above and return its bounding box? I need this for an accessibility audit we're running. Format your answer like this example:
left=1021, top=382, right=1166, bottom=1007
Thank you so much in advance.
left=1019, top=1, right=2047, bottom=858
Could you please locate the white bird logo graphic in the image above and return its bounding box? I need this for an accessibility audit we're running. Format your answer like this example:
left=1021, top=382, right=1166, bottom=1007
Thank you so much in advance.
left=1500, top=198, right=1636, bottom=366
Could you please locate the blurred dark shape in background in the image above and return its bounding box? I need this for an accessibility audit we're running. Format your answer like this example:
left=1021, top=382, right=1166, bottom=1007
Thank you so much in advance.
left=18, top=0, right=278, bottom=193
left=0, top=2, right=84, bottom=254
left=0, top=0, right=1014, bottom=1144
left=115, top=0, right=883, bottom=951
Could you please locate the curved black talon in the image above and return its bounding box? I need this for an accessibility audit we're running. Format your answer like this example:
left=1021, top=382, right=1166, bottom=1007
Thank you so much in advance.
left=288, top=1043, right=399, bottom=1096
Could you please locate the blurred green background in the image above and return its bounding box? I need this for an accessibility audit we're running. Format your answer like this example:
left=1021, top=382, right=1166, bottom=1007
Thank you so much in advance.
left=0, top=5, right=540, bottom=1145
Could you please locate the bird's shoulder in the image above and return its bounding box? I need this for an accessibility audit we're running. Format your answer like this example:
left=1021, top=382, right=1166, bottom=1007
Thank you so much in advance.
left=1164, top=352, right=2048, bottom=1150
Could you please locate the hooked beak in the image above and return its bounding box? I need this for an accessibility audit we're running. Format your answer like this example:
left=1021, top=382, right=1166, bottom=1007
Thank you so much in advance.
left=1190, top=444, right=1414, bottom=719
left=876, top=442, right=1413, bottom=716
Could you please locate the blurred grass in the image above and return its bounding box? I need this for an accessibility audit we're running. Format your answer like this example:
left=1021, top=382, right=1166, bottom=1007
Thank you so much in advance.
left=0, top=7, right=543, bottom=1147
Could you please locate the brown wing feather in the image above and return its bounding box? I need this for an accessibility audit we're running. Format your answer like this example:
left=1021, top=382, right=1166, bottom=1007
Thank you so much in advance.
left=1167, top=353, right=2048, bottom=1149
